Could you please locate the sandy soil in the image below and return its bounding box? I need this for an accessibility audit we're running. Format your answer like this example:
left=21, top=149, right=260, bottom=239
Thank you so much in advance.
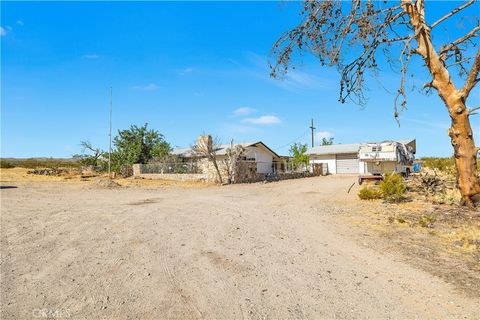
left=1, top=174, right=479, bottom=319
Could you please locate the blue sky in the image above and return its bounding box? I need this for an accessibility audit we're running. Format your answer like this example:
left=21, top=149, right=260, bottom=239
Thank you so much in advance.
left=1, top=1, right=479, bottom=158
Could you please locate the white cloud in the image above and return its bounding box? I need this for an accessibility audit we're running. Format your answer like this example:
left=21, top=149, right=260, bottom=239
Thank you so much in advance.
left=82, top=54, right=99, bottom=59
left=400, top=117, right=449, bottom=130
left=243, top=115, right=281, bottom=125
left=241, top=51, right=330, bottom=91
left=132, top=83, right=160, bottom=91
left=0, top=26, right=6, bottom=37
left=270, top=70, right=328, bottom=91
left=179, top=67, right=194, bottom=75
left=228, top=124, right=260, bottom=134
left=233, top=107, right=256, bottom=116
left=315, top=131, right=333, bottom=140
left=17, top=20, right=24, bottom=26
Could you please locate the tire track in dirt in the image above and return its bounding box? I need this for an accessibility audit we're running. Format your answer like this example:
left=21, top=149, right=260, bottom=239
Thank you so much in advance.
left=160, top=245, right=203, bottom=320
left=219, top=202, right=298, bottom=320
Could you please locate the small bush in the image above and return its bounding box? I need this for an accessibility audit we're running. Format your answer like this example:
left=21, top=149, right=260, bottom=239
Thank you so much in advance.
left=1, top=158, right=82, bottom=169
left=0, top=160, right=15, bottom=169
left=419, top=215, right=435, bottom=228
left=358, top=187, right=382, bottom=200
left=421, top=157, right=455, bottom=172
left=397, top=217, right=406, bottom=223
left=380, top=173, right=406, bottom=203
left=432, top=189, right=460, bottom=205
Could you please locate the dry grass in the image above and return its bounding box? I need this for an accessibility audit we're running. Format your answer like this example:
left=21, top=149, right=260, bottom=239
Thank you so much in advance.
left=116, top=177, right=215, bottom=188
left=0, top=167, right=214, bottom=189
left=0, top=167, right=80, bottom=183
left=345, top=198, right=480, bottom=296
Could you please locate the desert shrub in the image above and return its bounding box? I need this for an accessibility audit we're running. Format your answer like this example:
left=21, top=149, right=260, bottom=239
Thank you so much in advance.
left=380, top=173, right=406, bottom=203
left=0, top=160, right=15, bottom=168
left=2, top=158, right=81, bottom=169
left=422, top=157, right=480, bottom=174
left=358, top=187, right=382, bottom=200
left=419, top=215, right=435, bottom=228
left=421, top=157, right=455, bottom=172
left=397, top=217, right=406, bottom=224
left=432, top=189, right=461, bottom=205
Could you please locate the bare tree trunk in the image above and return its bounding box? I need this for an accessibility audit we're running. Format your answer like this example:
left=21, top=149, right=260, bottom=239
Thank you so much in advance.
left=446, top=98, right=480, bottom=206
left=403, top=0, right=480, bottom=206
left=210, top=157, right=223, bottom=184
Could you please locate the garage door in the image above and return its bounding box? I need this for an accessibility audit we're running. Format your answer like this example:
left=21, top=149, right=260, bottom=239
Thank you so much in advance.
left=336, top=153, right=359, bottom=174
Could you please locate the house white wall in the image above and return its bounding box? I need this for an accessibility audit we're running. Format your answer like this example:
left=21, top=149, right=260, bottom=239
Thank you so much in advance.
left=210, top=145, right=275, bottom=174
left=248, top=146, right=273, bottom=173
left=359, top=161, right=366, bottom=174
left=309, top=154, right=336, bottom=174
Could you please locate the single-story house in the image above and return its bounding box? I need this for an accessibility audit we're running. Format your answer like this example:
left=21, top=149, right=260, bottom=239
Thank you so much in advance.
left=173, top=141, right=284, bottom=174
left=307, top=139, right=416, bottom=174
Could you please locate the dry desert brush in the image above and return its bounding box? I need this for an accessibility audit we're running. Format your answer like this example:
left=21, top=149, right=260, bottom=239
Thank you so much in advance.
left=380, top=173, right=407, bottom=203
left=358, top=186, right=383, bottom=200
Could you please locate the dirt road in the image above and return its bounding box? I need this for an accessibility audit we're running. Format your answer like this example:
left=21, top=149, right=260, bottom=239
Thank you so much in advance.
left=1, top=176, right=478, bottom=319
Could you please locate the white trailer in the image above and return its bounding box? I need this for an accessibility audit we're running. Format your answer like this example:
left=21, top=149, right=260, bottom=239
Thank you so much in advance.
left=358, top=140, right=416, bottom=184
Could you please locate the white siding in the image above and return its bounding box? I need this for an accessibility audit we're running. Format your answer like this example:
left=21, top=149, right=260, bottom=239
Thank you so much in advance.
left=309, top=154, right=336, bottom=174
left=245, top=146, right=273, bottom=174
left=359, top=161, right=366, bottom=174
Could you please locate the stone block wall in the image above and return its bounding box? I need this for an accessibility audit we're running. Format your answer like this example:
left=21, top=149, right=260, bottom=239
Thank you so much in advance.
left=138, top=173, right=207, bottom=182
left=133, top=159, right=313, bottom=184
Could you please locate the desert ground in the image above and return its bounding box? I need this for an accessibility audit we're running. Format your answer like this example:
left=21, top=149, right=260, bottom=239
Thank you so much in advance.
left=1, top=171, right=479, bottom=319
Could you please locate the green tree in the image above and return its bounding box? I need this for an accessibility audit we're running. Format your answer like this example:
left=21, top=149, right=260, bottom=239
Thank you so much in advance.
left=289, top=143, right=309, bottom=171
left=111, top=123, right=171, bottom=173
left=321, top=137, right=334, bottom=146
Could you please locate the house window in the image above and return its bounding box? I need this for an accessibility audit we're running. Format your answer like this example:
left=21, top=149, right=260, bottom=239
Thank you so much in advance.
left=372, top=146, right=382, bottom=152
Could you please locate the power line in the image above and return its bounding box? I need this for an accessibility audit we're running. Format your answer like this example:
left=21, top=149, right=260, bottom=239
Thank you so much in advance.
left=273, top=129, right=309, bottom=151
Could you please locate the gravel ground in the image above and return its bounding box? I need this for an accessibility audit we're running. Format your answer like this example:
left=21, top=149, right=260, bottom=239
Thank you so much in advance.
left=1, top=176, right=479, bottom=319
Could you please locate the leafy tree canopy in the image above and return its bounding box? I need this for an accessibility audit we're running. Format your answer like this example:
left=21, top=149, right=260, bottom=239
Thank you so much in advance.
left=290, top=142, right=309, bottom=169
left=111, top=123, right=171, bottom=171
left=321, top=137, right=334, bottom=146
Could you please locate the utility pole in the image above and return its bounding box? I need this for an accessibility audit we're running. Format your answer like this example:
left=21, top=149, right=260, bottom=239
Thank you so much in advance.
left=309, top=118, right=316, bottom=147
left=108, top=86, right=112, bottom=177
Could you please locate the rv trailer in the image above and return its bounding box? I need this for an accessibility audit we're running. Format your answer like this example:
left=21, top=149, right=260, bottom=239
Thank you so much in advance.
left=358, top=140, right=416, bottom=184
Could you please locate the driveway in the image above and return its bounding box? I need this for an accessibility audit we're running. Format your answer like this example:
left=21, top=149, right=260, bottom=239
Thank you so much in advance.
left=1, top=176, right=478, bottom=319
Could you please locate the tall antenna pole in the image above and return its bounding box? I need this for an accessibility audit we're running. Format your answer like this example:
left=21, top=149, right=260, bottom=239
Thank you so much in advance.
left=309, top=118, right=316, bottom=147
left=108, top=86, right=112, bottom=177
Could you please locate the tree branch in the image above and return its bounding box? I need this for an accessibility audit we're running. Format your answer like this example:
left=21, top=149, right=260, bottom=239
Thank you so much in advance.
left=430, top=0, right=476, bottom=29
left=468, top=106, right=480, bottom=115
left=440, top=26, right=480, bottom=58
left=463, top=49, right=480, bottom=95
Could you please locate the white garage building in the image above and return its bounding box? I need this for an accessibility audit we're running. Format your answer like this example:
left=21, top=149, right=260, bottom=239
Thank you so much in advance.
left=307, top=143, right=364, bottom=174
left=307, top=143, right=365, bottom=174
left=307, top=139, right=416, bottom=175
